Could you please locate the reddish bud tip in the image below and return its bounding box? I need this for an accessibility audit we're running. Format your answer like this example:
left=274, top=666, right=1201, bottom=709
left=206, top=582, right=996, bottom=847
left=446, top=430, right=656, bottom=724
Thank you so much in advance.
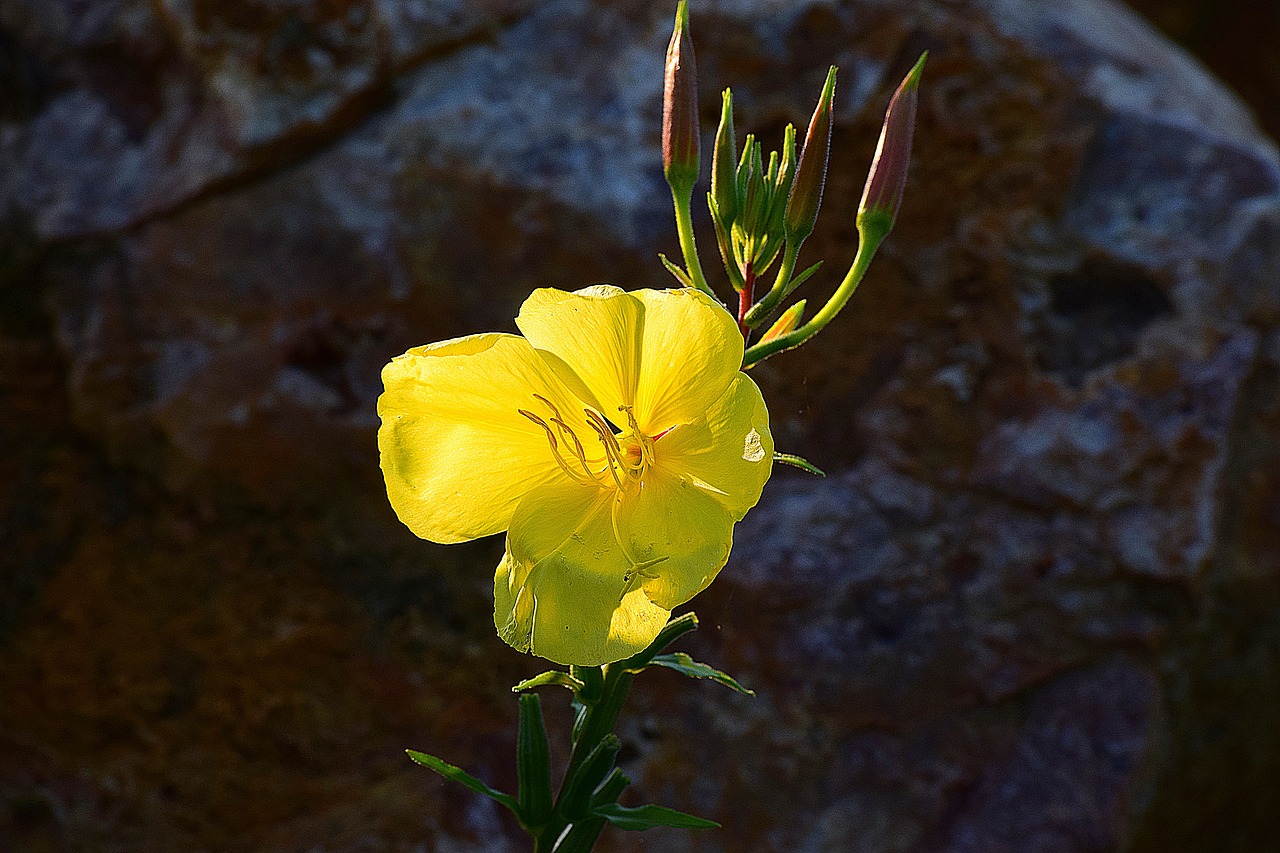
left=784, top=66, right=837, bottom=244
left=663, top=1, right=700, bottom=190
left=858, top=52, right=926, bottom=230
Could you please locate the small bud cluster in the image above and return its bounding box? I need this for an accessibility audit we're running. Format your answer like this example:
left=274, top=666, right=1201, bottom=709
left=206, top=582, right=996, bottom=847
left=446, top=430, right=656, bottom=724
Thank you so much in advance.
left=659, top=2, right=925, bottom=368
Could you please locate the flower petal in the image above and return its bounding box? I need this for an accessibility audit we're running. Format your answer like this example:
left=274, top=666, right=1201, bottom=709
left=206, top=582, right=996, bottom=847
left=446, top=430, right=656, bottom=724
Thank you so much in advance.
left=614, top=466, right=736, bottom=611
left=611, top=374, right=773, bottom=612
left=515, top=286, right=643, bottom=426
left=654, top=372, right=774, bottom=520
left=377, top=333, right=583, bottom=544
left=632, top=288, right=743, bottom=435
left=496, top=479, right=670, bottom=665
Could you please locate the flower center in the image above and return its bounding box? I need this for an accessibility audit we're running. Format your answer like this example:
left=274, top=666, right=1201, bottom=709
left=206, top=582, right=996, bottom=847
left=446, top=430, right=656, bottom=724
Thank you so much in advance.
left=518, top=394, right=654, bottom=491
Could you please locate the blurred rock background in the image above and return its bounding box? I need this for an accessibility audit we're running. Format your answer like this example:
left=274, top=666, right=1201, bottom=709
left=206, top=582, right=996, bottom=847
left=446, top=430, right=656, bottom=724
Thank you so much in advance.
left=2, top=0, right=1279, bottom=850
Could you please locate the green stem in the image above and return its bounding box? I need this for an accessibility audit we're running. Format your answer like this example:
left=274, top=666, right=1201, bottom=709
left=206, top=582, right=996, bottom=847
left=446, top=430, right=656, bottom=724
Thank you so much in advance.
left=672, top=190, right=715, bottom=298
left=744, top=240, right=800, bottom=328
left=534, top=665, right=635, bottom=850
left=528, top=615, right=700, bottom=851
left=743, top=224, right=886, bottom=368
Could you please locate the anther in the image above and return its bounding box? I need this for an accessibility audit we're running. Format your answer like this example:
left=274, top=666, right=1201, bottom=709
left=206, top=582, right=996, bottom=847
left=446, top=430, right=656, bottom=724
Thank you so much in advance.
left=519, top=409, right=595, bottom=486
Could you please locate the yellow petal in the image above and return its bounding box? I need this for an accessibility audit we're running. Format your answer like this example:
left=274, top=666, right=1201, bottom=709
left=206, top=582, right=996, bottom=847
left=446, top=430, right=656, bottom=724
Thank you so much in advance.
left=515, top=286, right=643, bottom=426
left=654, top=372, right=774, bottom=520
left=632, top=288, right=743, bottom=435
left=495, top=479, right=669, bottom=665
left=613, top=465, right=736, bottom=611
left=611, top=374, right=773, bottom=612
left=377, top=333, right=583, bottom=544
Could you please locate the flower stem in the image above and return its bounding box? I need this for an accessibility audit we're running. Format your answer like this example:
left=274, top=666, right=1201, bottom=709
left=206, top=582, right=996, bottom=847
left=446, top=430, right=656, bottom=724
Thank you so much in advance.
left=742, top=220, right=887, bottom=368
left=532, top=664, right=633, bottom=850
left=673, top=191, right=716, bottom=299
left=737, top=263, right=755, bottom=340
left=744, top=240, right=799, bottom=328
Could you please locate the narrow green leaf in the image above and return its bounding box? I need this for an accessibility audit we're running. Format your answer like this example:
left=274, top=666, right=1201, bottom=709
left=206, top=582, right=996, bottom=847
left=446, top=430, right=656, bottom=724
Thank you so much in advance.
left=773, top=452, right=826, bottom=477
left=784, top=259, right=823, bottom=295
left=512, top=670, right=585, bottom=693
left=657, top=253, right=693, bottom=288
left=517, top=695, right=554, bottom=826
left=649, top=652, right=755, bottom=695
left=406, top=750, right=519, bottom=815
left=593, top=803, right=721, bottom=831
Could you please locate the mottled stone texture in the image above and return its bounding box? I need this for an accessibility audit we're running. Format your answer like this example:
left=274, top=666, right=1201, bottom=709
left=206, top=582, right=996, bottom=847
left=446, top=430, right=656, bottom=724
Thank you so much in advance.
left=2, top=0, right=1279, bottom=850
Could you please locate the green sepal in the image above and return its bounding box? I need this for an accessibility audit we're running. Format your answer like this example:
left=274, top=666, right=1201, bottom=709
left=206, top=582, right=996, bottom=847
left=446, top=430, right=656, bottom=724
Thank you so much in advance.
left=516, top=695, right=554, bottom=828
left=855, top=207, right=895, bottom=245
left=593, top=803, right=721, bottom=831
left=657, top=253, right=694, bottom=288
left=649, top=652, right=755, bottom=696
left=512, top=670, right=586, bottom=693
left=773, top=452, right=826, bottom=477
left=406, top=750, right=519, bottom=816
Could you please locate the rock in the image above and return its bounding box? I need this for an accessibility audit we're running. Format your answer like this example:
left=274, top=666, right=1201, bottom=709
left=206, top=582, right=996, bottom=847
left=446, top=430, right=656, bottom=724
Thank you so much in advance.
left=2, top=0, right=1279, bottom=850
left=1, top=0, right=535, bottom=237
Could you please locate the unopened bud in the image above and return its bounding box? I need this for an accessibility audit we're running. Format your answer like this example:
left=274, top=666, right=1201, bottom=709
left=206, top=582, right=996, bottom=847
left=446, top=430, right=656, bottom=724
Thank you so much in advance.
left=663, top=1, right=700, bottom=191
left=711, top=89, right=738, bottom=225
left=759, top=299, right=806, bottom=344
left=858, top=53, right=925, bottom=235
left=784, top=66, right=837, bottom=244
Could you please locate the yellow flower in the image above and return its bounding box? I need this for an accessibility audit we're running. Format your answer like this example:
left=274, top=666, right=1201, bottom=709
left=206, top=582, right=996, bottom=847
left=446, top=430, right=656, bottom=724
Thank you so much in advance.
left=378, top=286, right=773, bottom=666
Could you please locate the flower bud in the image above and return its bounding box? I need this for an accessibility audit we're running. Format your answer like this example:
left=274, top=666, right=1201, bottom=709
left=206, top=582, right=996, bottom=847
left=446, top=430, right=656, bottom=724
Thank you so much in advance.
left=858, top=53, right=926, bottom=235
left=784, top=66, right=837, bottom=244
left=759, top=299, right=806, bottom=344
left=663, top=1, right=700, bottom=191
left=711, top=89, right=738, bottom=226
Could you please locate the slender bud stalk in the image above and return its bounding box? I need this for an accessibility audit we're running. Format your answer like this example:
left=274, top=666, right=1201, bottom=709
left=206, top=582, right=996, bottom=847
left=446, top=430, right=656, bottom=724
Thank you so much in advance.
left=662, top=1, right=713, bottom=297
left=744, top=54, right=926, bottom=368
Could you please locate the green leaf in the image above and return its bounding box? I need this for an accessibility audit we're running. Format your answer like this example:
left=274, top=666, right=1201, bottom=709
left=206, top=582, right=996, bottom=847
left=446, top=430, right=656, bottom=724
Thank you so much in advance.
left=649, top=652, right=755, bottom=696
left=406, top=750, right=520, bottom=815
left=516, top=695, right=554, bottom=826
left=593, top=803, right=721, bottom=831
left=784, top=259, right=823, bottom=295
left=773, top=452, right=826, bottom=477
left=657, top=253, right=693, bottom=288
left=512, top=670, right=585, bottom=693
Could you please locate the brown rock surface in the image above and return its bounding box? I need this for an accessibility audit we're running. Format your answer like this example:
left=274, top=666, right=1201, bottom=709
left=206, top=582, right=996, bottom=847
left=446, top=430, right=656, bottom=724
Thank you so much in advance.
left=3, top=0, right=1280, bottom=851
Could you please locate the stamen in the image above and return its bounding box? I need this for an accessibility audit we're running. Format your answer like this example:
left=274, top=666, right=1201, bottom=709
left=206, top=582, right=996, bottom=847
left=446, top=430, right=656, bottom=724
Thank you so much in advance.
left=584, top=415, right=627, bottom=491
left=550, top=415, right=601, bottom=481
left=519, top=409, right=595, bottom=486
left=617, top=405, right=656, bottom=471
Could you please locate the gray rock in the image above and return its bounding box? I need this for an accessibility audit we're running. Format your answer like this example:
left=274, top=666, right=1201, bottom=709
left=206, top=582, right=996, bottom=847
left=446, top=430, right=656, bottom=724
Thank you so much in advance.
left=3, top=0, right=1279, bottom=850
